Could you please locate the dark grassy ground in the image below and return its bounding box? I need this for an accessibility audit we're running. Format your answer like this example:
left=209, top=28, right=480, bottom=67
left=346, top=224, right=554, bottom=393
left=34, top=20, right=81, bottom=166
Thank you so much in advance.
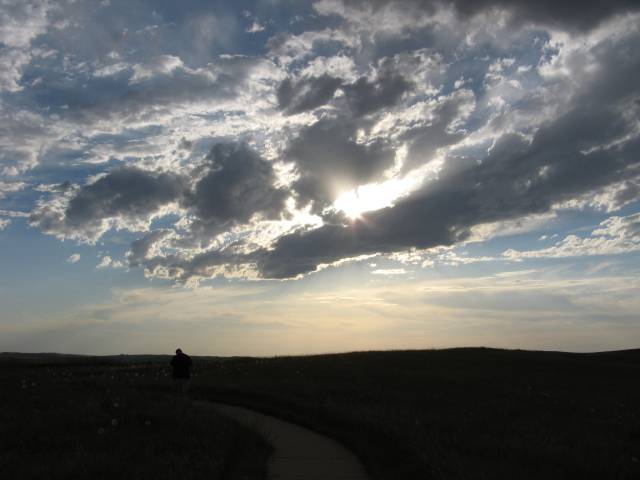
left=187, top=348, right=640, bottom=480
left=4, top=348, right=639, bottom=479
left=0, top=360, right=271, bottom=480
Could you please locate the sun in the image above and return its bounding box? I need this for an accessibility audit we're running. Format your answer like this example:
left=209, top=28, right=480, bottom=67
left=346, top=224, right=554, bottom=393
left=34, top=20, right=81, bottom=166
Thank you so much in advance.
left=334, top=190, right=367, bottom=219
left=333, top=179, right=416, bottom=220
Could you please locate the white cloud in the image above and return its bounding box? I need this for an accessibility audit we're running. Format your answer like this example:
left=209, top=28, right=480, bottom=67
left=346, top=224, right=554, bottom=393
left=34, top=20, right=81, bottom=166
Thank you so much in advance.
left=96, top=255, right=124, bottom=269
left=0, top=106, right=61, bottom=176
left=469, top=212, right=558, bottom=243
left=66, top=253, right=80, bottom=263
left=388, top=246, right=498, bottom=268
left=0, top=0, right=51, bottom=48
left=0, top=0, right=53, bottom=92
left=0, top=218, right=10, bottom=230
left=558, top=178, right=640, bottom=213
left=372, top=268, right=408, bottom=275
left=0, top=47, right=31, bottom=91
left=0, top=180, right=27, bottom=198
left=130, top=55, right=184, bottom=83
left=0, top=209, right=29, bottom=217
left=267, top=28, right=360, bottom=66
left=246, top=21, right=265, bottom=33
left=93, top=62, right=129, bottom=78
left=504, top=213, right=640, bottom=260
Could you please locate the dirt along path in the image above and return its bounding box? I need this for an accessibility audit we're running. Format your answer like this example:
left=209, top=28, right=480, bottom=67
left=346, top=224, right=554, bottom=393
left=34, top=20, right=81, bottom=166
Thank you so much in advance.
left=193, top=400, right=371, bottom=480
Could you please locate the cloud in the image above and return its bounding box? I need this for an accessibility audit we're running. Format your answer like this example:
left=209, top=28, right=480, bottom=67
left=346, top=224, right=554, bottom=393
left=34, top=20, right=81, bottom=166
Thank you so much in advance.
left=0, top=180, right=27, bottom=199
left=276, top=57, right=415, bottom=117
left=27, top=54, right=273, bottom=123
left=0, top=0, right=52, bottom=92
left=121, top=15, right=640, bottom=282
left=66, top=253, right=80, bottom=263
left=277, top=74, right=343, bottom=115
left=0, top=106, right=56, bottom=176
left=399, top=89, right=475, bottom=172
left=560, top=179, right=640, bottom=213
left=256, top=90, right=640, bottom=278
left=0, top=47, right=31, bottom=91
left=96, top=255, right=124, bottom=269
left=29, top=141, right=289, bottom=255
left=0, top=218, right=10, bottom=230
left=29, top=166, right=186, bottom=242
left=4, top=0, right=640, bottom=288
left=0, top=0, right=51, bottom=48
left=127, top=229, right=174, bottom=267
left=64, top=167, right=183, bottom=225
left=342, top=63, right=413, bottom=117
left=267, top=27, right=360, bottom=66
left=129, top=55, right=184, bottom=83
left=372, top=268, right=407, bottom=275
left=244, top=16, right=640, bottom=279
left=246, top=21, right=265, bottom=33
left=317, top=0, right=640, bottom=32
left=504, top=213, right=640, bottom=260
left=286, top=118, right=395, bottom=210
left=181, top=142, right=288, bottom=241
left=0, top=209, right=29, bottom=218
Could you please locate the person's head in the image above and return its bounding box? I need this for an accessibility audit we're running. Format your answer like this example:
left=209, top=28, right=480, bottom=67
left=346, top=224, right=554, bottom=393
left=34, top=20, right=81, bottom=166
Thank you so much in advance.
left=176, top=348, right=182, bottom=354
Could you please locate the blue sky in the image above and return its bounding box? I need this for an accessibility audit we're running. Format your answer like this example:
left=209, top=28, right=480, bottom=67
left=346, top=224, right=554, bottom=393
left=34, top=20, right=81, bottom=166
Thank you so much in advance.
left=1, top=0, right=639, bottom=355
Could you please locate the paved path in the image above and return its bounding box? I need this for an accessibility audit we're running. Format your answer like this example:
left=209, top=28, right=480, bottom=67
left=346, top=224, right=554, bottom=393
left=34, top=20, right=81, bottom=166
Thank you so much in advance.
left=193, top=400, right=370, bottom=480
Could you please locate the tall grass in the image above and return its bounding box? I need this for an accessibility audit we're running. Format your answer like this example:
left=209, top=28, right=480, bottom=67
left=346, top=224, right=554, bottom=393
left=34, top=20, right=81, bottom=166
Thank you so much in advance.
left=189, top=348, right=640, bottom=479
left=0, top=362, right=270, bottom=480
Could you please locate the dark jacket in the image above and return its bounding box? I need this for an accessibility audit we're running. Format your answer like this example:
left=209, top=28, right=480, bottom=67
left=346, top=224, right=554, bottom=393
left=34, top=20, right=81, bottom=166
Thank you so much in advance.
left=170, top=352, right=192, bottom=379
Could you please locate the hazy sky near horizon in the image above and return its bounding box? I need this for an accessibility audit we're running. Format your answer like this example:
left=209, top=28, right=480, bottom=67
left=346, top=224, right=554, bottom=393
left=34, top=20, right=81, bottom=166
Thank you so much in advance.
left=1, top=0, right=639, bottom=355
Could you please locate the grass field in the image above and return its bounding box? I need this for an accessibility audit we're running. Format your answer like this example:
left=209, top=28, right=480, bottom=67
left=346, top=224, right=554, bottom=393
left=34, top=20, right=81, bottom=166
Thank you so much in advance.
left=188, top=348, right=640, bottom=480
left=0, top=358, right=270, bottom=480
left=3, top=348, right=639, bottom=479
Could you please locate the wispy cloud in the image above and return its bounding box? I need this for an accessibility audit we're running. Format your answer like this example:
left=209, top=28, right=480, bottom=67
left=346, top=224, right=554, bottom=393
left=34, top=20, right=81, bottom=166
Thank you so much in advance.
left=504, top=214, right=640, bottom=260
left=66, top=253, right=81, bottom=264
left=96, top=256, right=124, bottom=269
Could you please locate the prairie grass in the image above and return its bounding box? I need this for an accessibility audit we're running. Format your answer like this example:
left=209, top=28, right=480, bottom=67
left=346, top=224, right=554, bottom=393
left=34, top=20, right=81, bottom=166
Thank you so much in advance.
left=189, top=348, right=640, bottom=480
left=0, top=361, right=270, bottom=480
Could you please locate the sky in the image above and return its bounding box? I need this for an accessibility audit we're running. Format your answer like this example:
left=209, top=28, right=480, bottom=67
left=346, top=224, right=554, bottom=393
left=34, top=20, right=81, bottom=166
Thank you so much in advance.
left=0, top=0, right=639, bottom=356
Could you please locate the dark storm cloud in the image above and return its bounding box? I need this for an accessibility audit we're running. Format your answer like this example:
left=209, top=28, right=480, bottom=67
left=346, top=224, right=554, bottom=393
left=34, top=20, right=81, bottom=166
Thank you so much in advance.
left=275, top=66, right=414, bottom=207
left=29, top=167, right=185, bottom=240
left=29, top=166, right=186, bottom=241
left=30, top=141, right=289, bottom=246
left=342, top=67, right=413, bottom=117
left=276, top=62, right=416, bottom=209
left=337, top=0, right=640, bottom=31
left=277, top=74, right=343, bottom=115
left=64, top=168, right=184, bottom=226
left=285, top=118, right=395, bottom=210
left=183, top=142, right=287, bottom=226
left=258, top=134, right=639, bottom=278
left=254, top=31, right=640, bottom=278
left=452, top=0, right=639, bottom=31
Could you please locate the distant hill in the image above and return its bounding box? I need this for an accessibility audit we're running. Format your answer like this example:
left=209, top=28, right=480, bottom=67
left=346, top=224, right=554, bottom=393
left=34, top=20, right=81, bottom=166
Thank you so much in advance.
left=0, top=351, right=235, bottom=365
left=2, top=347, right=640, bottom=366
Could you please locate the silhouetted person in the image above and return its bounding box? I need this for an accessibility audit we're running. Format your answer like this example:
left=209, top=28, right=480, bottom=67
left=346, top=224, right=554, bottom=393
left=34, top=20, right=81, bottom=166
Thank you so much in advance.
left=170, top=348, right=192, bottom=393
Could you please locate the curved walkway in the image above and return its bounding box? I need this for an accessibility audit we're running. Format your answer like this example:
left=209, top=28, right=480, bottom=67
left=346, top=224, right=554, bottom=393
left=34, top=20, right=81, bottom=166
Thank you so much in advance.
left=193, top=400, right=371, bottom=480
